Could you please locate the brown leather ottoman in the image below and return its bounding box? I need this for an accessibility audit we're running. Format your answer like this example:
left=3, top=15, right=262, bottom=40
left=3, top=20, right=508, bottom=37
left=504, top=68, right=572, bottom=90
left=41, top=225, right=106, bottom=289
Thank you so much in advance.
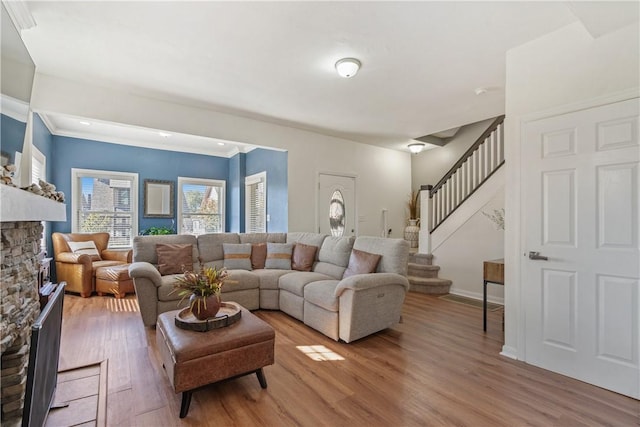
left=95, top=264, right=134, bottom=298
left=156, top=306, right=275, bottom=418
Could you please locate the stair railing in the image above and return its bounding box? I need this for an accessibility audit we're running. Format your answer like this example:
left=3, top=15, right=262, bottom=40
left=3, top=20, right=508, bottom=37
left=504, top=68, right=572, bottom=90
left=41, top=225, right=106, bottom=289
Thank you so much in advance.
left=419, top=115, right=505, bottom=253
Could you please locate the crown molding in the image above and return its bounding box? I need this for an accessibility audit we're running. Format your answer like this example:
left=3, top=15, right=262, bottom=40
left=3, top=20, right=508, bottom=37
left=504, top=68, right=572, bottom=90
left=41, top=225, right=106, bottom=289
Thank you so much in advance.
left=1, top=94, right=29, bottom=122
left=2, top=0, right=36, bottom=32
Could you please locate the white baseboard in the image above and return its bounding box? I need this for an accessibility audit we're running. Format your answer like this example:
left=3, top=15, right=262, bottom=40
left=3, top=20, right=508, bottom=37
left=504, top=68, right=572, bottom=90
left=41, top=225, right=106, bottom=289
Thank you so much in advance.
left=500, top=345, right=518, bottom=360
left=449, top=288, right=504, bottom=305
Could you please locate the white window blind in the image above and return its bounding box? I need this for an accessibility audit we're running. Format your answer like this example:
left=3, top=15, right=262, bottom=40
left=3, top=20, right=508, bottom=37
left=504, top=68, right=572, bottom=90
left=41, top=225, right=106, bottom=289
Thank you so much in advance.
left=71, top=169, right=138, bottom=248
left=32, top=147, right=46, bottom=252
left=178, top=177, right=225, bottom=235
left=245, top=172, right=266, bottom=233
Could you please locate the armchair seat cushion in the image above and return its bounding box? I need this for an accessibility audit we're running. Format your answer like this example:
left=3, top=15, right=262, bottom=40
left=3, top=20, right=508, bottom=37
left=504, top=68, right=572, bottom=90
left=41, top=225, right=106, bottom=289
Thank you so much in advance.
left=304, top=280, right=340, bottom=312
left=157, top=274, right=184, bottom=301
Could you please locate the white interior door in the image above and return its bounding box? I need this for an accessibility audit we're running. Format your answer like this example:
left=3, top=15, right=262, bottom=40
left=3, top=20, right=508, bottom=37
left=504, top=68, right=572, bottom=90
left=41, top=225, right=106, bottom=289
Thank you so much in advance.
left=522, top=98, right=639, bottom=398
left=318, top=173, right=356, bottom=236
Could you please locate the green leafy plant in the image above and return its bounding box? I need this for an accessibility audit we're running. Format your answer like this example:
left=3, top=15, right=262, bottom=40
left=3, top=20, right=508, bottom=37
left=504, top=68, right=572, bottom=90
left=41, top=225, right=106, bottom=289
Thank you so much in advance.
left=140, top=226, right=174, bottom=235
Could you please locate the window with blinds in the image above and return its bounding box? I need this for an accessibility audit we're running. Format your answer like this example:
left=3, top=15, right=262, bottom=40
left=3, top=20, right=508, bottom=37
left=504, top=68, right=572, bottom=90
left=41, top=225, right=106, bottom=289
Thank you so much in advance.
left=178, top=177, right=225, bottom=235
left=245, top=172, right=266, bottom=233
left=32, top=147, right=46, bottom=252
left=71, top=169, right=138, bottom=248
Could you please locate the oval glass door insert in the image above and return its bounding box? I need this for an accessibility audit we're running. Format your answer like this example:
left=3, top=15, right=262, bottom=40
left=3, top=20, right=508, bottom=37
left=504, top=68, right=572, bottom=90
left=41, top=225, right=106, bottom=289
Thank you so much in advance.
left=329, top=190, right=345, bottom=237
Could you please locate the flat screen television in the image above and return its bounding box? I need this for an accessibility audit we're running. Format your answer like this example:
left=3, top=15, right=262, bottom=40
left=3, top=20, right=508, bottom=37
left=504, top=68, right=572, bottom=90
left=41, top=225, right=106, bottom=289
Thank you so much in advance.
left=22, top=282, right=65, bottom=427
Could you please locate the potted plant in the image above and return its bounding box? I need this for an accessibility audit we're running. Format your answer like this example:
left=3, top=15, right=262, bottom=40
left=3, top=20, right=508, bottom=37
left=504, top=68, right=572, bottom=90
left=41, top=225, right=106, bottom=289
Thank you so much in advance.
left=171, top=266, right=230, bottom=320
left=404, top=191, right=420, bottom=248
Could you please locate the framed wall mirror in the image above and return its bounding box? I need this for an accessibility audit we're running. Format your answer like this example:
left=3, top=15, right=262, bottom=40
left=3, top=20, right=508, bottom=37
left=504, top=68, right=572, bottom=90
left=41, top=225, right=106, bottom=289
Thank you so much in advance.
left=144, top=179, right=174, bottom=218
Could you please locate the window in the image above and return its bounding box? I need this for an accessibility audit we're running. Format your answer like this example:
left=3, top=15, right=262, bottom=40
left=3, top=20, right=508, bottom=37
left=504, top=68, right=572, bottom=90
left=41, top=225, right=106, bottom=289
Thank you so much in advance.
left=178, top=177, right=225, bottom=235
left=32, top=147, right=46, bottom=252
left=71, top=169, right=138, bottom=248
left=245, top=172, right=266, bottom=233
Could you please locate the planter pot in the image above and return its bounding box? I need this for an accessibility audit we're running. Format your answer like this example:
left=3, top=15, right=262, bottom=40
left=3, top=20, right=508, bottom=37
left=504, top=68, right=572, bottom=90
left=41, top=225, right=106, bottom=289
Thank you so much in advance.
left=189, top=294, right=221, bottom=320
left=404, top=219, right=420, bottom=249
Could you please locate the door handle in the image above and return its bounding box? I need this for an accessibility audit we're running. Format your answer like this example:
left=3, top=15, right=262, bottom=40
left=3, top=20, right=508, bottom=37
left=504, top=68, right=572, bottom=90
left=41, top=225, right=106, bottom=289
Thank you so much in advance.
left=528, top=251, right=548, bottom=261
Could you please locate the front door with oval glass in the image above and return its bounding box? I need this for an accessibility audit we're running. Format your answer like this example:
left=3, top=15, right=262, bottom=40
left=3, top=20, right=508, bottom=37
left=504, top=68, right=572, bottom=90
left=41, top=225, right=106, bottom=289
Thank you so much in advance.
left=318, top=174, right=355, bottom=237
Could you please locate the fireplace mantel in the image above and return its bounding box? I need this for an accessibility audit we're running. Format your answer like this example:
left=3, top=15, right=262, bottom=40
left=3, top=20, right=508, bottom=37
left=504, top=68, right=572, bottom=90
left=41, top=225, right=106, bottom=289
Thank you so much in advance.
left=0, top=185, right=66, bottom=222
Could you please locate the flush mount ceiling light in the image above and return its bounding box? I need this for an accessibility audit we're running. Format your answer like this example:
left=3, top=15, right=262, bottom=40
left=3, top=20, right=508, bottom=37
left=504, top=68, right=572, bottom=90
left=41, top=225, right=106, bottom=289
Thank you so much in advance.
left=79, top=120, right=91, bottom=126
left=335, top=58, right=361, bottom=78
left=158, top=131, right=171, bottom=138
left=408, top=142, right=426, bottom=154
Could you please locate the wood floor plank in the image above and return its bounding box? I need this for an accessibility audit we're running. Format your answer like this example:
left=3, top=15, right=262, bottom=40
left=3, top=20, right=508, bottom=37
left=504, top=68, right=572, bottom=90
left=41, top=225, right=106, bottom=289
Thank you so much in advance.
left=58, top=292, right=639, bottom=426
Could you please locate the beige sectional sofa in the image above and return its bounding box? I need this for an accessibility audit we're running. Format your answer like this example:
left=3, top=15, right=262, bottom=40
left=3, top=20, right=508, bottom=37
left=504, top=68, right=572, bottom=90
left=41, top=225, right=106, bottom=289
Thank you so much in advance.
left=128, top=232, right=409, bottom=343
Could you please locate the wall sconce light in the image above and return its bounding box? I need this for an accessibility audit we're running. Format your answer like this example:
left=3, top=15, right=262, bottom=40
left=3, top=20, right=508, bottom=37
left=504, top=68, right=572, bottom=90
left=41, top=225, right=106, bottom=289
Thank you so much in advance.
left=408, top=142, right=426, bottom=154
left=335, top=58, right=361, bottom=78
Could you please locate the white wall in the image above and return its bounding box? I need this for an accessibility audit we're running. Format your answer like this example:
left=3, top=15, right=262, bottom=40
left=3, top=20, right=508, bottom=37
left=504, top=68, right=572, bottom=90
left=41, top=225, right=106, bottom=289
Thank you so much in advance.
left=433, top=187, right=504, bottom=303
left=411, top=117, right=495, bottom=191
left=30, top=73, right=412, bottom=238
left=503, top=21, right=640, bottom=359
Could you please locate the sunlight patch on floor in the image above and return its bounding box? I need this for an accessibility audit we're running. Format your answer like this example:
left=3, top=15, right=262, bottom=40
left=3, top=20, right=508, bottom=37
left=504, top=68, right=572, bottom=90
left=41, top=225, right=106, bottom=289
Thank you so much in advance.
left=106, top=297, right=139, bottom=313
left=296, top=345, right=345, bottom=361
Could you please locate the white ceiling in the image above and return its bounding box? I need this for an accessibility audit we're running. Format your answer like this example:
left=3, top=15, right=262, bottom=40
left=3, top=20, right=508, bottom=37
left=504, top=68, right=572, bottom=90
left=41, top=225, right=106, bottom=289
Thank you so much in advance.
left=13, top=1, right=640, bottom=155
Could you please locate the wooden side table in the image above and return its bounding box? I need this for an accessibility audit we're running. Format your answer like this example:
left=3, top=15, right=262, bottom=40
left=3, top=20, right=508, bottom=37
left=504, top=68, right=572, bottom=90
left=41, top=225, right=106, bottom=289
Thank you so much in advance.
left=483, top=259, right=504, bottom=331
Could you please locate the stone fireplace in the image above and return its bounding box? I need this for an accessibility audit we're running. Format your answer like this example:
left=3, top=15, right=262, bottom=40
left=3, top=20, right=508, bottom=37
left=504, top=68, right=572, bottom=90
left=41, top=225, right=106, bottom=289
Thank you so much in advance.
left=0, top=185, right=66, bottom=426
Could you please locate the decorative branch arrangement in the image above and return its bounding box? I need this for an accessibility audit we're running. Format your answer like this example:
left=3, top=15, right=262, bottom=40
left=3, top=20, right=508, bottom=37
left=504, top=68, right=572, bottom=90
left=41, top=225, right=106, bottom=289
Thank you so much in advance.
left=482, top=208, right=505, bottom=230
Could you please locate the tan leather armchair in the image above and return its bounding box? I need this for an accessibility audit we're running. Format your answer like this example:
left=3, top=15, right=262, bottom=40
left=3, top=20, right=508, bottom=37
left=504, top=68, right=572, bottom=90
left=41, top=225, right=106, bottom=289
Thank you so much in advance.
left=52, top=232, right=133, bottom=297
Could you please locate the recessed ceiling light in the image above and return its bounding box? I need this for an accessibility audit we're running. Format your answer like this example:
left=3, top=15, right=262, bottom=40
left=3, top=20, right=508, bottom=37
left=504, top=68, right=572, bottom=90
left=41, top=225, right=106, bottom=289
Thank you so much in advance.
left=158, top=132, right=171, bottom=138
left=79, top=120, right=91, bottom=126
left=218, top=142, right=225, bottom=146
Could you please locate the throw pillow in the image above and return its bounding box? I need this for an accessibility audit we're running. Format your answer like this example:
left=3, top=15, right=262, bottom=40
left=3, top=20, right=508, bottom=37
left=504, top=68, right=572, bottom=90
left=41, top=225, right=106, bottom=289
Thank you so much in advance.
left=251, top=243, right=267, bottom=270
left=156, top=243, right=193, bottom=275
left=67, top=240, right=102, bottom=261
left=342, top=248, right=382, bottom=279
left=291, top=243, right=318, bottom=272
left=265, top=242, right=294, bottom=269
left=222, top=243, right=252, bottom=270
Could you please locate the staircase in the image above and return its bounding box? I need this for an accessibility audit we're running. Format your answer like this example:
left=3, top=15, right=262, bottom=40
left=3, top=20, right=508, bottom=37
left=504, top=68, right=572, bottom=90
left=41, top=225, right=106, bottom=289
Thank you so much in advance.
left=408, top=115, right=506, bottom=295
left=407, top=252, right=452, bottom=294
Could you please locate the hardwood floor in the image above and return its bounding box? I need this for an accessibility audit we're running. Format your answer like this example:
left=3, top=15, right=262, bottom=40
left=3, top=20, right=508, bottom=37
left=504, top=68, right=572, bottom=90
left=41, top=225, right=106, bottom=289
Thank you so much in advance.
left=57, top=292, right=639, bottom=426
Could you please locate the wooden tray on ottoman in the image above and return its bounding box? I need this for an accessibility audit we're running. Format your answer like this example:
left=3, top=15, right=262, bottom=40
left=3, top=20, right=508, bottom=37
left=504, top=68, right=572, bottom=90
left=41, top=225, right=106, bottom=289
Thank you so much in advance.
left=175, top=301, right=241, bottom=332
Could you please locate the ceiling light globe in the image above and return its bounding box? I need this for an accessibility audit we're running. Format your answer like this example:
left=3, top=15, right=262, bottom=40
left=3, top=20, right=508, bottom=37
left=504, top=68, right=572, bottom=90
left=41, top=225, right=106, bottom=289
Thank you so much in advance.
left=335, top=58, right=361, bottom=78
left=408, top=143, right=425, bottom=154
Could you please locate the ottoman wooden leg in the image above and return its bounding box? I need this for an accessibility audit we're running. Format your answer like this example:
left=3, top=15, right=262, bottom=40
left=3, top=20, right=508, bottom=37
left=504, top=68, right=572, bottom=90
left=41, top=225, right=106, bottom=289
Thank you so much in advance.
left=179, top=391, right=193, bottom=418
left=256, top=368, right=267, bottom=389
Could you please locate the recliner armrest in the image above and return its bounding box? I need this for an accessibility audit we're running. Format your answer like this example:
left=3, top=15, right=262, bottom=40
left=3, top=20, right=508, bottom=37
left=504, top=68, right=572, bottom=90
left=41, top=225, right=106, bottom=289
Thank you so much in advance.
left=334, top=273, right=410, bottom=297
left=55, top=252, right=92, bottom=265
left=128, top=262, right=162, bottom=286
left=102, top=249, right=133, bottom=263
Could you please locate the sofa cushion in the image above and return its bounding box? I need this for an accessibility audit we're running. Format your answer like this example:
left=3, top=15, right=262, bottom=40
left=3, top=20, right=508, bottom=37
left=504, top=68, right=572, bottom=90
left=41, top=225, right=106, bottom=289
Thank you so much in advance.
left=251, top=243, right=267, bottom=269
left=239, top=233, right=287, bottom=244
left=222, top=243, right=252, bottom=270
left=313, top=235, right=355, bottom=279
left=156, top=243, right=193, bottom=275
left=279, top=272, right=334, bottom=297
left=225, top=269, right=260, bottom=291
left=342, top=249, right=382, bottom=279
left=287, top=232, right=327, bottom=257
left=291, top=243, right=318, bottom=272
left=304, top=280, right=340, bottom=312
left=252, top=269, right=293, bottom=290
left=67, top=240, right=102, bottom=261
left=352, top=236, right=409, bottom=275
left=133, top=234, right=200, bottom=271
left=265, top=243, right=293, bottom=269
left=197, top=233, right=240, bottom=265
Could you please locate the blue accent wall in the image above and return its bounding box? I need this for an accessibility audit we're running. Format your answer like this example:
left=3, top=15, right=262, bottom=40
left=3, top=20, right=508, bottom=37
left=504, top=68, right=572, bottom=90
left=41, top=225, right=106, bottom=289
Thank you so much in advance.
left=228, top=153, right=246, bottom=233
left=1, top=114, right=26, bottom=163
left=49, top=135, right=230, bottom=236
left=246, top=148, right=288, bottom=232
